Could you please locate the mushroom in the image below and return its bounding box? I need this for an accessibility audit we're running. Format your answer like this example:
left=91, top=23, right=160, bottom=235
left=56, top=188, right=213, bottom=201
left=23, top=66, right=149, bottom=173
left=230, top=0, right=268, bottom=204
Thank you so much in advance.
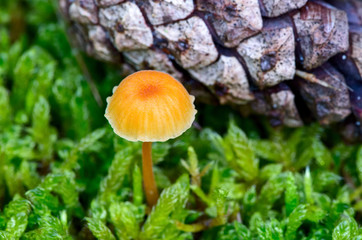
left=105, top=70, right=197, bottom=206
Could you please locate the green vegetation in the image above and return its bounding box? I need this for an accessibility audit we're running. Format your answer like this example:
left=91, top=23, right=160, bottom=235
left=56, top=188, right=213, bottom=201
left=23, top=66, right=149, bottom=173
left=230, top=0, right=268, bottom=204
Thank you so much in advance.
left=0, top=0, right=361, bottom=239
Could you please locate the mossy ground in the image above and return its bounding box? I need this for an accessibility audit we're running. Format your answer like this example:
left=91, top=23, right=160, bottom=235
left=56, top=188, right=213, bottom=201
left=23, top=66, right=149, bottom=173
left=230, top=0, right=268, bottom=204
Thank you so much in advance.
left=0, top=1, right=361, bottom=239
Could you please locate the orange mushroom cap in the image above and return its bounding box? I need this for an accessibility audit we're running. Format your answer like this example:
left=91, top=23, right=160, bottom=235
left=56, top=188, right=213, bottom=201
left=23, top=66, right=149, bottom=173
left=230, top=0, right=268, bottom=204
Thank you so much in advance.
left=105, top=70, right=197, bottom=142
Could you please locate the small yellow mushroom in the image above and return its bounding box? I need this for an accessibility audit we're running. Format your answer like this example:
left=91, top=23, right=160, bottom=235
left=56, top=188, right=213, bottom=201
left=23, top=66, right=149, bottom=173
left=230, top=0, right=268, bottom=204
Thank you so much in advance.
left=105, top=70, right=197, bottom=206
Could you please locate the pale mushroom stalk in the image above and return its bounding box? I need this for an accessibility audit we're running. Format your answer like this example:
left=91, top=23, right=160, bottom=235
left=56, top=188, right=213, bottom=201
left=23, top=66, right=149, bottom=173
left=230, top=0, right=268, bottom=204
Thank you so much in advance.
left=142, top=142, right=159, bottom=206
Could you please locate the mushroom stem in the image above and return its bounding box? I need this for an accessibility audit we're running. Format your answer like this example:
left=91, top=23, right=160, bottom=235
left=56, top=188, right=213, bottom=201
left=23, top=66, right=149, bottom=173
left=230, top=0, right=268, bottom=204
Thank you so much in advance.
left=142, top=142, right=159, bottom=207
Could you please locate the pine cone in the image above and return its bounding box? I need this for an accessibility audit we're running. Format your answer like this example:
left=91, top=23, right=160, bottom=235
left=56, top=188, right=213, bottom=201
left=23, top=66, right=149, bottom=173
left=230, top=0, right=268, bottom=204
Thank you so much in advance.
left=58, top=0, right=362, bottom=141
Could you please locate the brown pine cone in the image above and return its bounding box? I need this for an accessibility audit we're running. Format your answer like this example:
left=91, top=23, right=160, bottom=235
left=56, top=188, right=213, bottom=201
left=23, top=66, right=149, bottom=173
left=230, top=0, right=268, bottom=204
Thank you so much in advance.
left=58, top=0, right=362, bottom=141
